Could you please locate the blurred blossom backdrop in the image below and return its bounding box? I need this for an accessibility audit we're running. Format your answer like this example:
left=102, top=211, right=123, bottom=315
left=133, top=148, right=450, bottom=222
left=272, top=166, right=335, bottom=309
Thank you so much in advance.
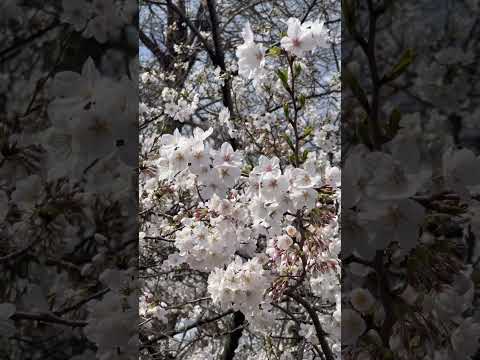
left=1, top=0, right=480, bottom=360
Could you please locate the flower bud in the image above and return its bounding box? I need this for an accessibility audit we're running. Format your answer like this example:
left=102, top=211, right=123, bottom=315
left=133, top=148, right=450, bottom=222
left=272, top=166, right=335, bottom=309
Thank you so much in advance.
left=285, top=225, right=297, bottom=238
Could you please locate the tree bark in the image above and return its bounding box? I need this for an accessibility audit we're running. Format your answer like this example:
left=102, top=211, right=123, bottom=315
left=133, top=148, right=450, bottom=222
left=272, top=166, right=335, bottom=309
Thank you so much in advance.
left=221, top=311, right=245, bottom=360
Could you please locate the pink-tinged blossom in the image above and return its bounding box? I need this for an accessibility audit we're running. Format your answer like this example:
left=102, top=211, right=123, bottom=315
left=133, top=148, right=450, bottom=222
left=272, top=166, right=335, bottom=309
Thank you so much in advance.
left=236, top=22, right=265, bottom=79
left=280, top=18, right=328, bottom=57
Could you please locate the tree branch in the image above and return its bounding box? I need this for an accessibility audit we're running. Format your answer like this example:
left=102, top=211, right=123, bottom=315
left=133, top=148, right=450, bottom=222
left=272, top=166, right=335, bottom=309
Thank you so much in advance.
left=11, top=311, right=87, bottom=327
left=161, top=0, right=217, bottom=62
left=139, top=29, right=169, bottom=68
left=204, top=0, right=239, bottom=149
left=141, top=309, right=234, bottom=348
left=301, top=0, right=319, bottom=23
left=0, top=21, right=61, bottom=61
left=286, top=293, right=334, bottom=360
left=221, top=311, right=246, bottom=360
left=55, top=288, right=110, bottom=316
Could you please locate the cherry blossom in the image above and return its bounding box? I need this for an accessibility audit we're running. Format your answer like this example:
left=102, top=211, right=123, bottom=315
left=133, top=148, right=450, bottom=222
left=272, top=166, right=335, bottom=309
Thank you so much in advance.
left=281, top=18, right=328, bottom=57
left=236, top=22, right=265, bottom=79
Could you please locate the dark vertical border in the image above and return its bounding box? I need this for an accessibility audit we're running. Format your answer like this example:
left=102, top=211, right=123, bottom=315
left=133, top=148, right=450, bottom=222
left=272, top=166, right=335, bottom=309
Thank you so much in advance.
left=0, top=1, right=138, bottom=358
left=342, top=0, right=480, bottom=358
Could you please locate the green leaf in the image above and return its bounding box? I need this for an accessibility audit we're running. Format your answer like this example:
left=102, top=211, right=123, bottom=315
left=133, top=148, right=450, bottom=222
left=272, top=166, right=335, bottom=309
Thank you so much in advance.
left=343, top=66, right=370, bottom=112
left=283, top=134, right=295, bottom=151
left=294, top=63, right=302, bottom=77
left=302, top=150, right=309, bottom=162
left=302, top=125, right=314, bottom=138
left=288, top=154, right=297, bottom=165
left=382, top=49, right=415, bottom=83
left=37, top=206, right=61, bottom=222
left=242, top=164, right=253, bottom=176
left=299, top=94, right=306, bottom=108
left=283, top=102, right=290, bottom=119
left=382, top=349, right=394, bottom=360
left=268, top=46, right=282, bottom=57
left=387, top=108, right=402, bottom=138
left=356, top=114, right=371, bottom=146
left=276, top=69, right=290, bottom=91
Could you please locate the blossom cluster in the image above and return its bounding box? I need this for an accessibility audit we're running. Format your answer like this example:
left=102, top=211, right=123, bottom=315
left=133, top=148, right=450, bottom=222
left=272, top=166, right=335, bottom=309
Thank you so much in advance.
left=237, top=17, right=329, bottom=80
left=149, top=121, right=340, bottom=347
left=208, top=256, right=273, bottom=326
left=161, top=88, right=200, bottom=124
left=84, top=269, right=138, bottom=360
left=61, top=0, right=137, bottom=43
left=139, top=7, right=340, bottom=359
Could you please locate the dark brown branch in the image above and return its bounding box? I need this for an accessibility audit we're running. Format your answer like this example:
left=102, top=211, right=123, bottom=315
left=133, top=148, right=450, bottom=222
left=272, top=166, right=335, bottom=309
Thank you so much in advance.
left=301, top=0, right=319, bottom=23
left=221, top=311, right=246, bottom=360
left=55, top=288, right=110, bottom=316
left=0, top=237, right=43, bottom=264
left=163, top=0, right=217, bottom=62
left=140, top=309, right=234, bottom=348
left=139, top=29, right=169, bottom=68
left=12, top=312, right=87, bottom=327
left=364, top=0, right=382, bottom=149
left=0, top=21, right=61, bottom=61
left=374, top=250, right=395, bottom=345
left=286, top=293, right=334, bottom=360
left=204, top=0, right=239, bottom=149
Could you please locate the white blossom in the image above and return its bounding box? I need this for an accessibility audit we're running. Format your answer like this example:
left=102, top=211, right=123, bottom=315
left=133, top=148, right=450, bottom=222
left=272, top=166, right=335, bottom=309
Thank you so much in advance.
left=236, top=22, right=265, bottom=79
left=281, top=18, right=328, bottom=57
